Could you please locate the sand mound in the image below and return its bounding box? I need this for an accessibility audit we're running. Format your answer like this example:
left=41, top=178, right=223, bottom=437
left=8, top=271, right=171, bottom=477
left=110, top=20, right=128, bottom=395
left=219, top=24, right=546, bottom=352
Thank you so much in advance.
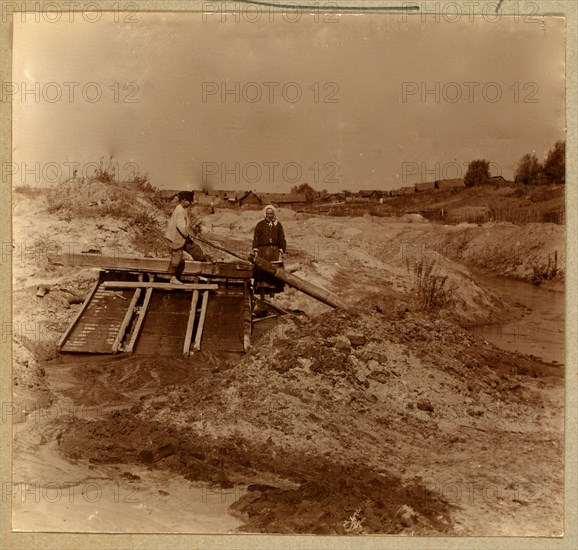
left=59, top=301, right=562, bottom=533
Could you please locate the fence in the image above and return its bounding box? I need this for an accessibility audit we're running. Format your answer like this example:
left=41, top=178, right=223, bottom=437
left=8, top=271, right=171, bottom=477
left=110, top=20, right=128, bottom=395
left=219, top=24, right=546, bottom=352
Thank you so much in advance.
left=421, top=207, right=565, bottom=225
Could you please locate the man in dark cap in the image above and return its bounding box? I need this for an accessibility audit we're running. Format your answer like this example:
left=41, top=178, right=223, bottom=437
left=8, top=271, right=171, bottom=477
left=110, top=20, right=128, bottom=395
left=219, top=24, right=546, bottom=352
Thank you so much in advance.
left=165, top=191, right=208, bottom=284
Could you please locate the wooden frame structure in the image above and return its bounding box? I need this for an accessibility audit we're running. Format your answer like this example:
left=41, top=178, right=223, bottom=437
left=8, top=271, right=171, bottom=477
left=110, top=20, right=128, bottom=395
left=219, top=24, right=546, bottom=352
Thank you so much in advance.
left=55, top=255, right=253, bottom=356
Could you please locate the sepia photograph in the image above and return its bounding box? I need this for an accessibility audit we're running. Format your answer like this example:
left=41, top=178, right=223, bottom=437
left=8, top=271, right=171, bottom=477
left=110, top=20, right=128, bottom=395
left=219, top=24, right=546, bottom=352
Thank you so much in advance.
left=1, top=0, right=575, bottom=546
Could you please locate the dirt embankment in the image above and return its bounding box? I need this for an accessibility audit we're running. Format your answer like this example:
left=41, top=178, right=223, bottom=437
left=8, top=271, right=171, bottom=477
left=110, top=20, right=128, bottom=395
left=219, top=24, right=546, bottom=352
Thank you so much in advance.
left=10, top=184, right=565, bottom=535
left=204, top=207, right=564, bottom=323
left=58, top=298, right=563, bottom=535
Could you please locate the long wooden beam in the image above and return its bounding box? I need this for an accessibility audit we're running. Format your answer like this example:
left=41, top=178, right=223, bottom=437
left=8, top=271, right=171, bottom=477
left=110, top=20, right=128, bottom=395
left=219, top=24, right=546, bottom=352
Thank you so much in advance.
left=112, top=288, right=142, bottom=353
left=193, top=291, right=210, bottom=351
left=57, top=278, right=101, bottom=350
left=183, top=290, right=200, bottom=357
left=47, top=253, right=253, bottom=279
left=125, top=275, right=154, bottom=354
left=254, top=256, right=350, bottom=310
left=102, top=282, right=218, bottom=291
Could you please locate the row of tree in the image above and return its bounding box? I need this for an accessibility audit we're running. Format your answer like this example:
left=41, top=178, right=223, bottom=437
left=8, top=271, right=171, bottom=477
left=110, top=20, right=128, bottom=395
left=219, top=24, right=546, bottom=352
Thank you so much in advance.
left=290, top=140, right=565, bottom=195
left=464, top=140, right=565, bottom=187
left=291, top=183, right=318, bottom=203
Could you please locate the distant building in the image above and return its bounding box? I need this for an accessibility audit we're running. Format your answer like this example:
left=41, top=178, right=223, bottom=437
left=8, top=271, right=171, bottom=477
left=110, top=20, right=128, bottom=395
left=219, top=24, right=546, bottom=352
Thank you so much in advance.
left=485, top=176, right=512, bottom=186
left=322, top=192, right=345, bottom=203
left=357, top=190, right=382, bottom=201
left=238, top=190, right=262, bottom=207
left=435, top=178, right=465, bottom=190
left=415, top=181, right=436, bottom=192
left=238, top=191, right=308, bottom=208
left=390, top=187, right=415, bottom=196
left=195, top=190, right=239, bottom=205
left=258, top=193, right=307, bottom=206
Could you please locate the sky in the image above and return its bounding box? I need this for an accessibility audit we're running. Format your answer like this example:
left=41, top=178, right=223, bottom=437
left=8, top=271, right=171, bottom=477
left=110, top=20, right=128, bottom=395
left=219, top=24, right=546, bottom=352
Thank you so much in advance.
left=11, top=11, right=565, bottom=191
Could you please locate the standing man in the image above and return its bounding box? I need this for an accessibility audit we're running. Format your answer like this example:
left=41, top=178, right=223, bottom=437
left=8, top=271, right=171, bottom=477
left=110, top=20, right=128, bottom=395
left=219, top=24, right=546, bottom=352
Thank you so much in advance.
left=165, top=191, right=208, bottom=284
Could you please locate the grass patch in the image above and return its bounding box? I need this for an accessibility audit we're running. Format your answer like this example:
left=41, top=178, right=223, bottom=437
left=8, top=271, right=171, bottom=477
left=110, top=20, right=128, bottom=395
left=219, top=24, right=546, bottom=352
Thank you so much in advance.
left=46, top=179, right=146, bottom=220
left=407, top=257, right=456, bottom=314
left=530, top=251, right=561, bottom=285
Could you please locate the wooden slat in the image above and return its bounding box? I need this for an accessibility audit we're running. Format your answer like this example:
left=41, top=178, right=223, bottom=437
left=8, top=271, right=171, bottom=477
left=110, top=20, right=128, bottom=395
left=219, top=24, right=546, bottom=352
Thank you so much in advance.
left=111, top=288, right=141, bottom=353
left=193, top=291, right=210, bottom=351
left=47, top=253, right=253, bottom=278
left=244, top=283, right=252, bottom=352
left=183, top=290, right=200, bottom=357
left=125, top=276, right=154, bottom=354
left=102, top=282, right=218, bottom=291
left=57, top=278, right=101, bottom=350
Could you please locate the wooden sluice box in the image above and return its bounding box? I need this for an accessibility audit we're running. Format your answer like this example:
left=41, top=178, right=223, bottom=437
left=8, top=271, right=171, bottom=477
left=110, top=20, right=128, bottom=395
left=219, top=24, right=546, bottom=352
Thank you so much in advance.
left=53, top=253, right=253, bottom=356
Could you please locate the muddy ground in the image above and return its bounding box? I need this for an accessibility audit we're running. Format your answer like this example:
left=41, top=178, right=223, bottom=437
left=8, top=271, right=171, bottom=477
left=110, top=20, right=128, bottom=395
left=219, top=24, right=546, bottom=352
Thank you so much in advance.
left=9, top=183, right=565, bottom=535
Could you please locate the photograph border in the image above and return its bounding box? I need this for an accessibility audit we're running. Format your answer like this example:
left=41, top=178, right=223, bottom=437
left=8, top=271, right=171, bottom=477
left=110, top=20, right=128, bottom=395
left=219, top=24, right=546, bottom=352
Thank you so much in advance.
left=1, top=1, right=576, bottom=548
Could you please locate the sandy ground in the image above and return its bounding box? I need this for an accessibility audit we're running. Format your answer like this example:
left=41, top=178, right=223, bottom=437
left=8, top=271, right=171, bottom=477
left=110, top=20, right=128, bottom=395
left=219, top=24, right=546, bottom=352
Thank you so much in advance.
left=9, top=185, right=565, bottom=535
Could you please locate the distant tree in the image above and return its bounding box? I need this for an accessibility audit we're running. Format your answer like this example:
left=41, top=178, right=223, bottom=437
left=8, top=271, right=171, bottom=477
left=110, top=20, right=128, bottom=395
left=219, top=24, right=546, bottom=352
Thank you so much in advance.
left=515, top=153, right=542, bottom=186
left=543, top=140, right=565, bottom=184
left=291, top=183, right=316, bottom=203
left=464, top=159, right=490, bottom=187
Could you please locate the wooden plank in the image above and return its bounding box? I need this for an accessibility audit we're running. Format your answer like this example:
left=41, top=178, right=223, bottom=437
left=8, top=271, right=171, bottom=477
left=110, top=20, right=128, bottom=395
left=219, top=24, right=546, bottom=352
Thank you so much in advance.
left=102, top=282, right=218, bottom=291
left=183, top=290, right=200, bottom=357
left=47, top=253, right=253, bottom=278
left=57, top=278, right=101, bottom=350
left=125, top=276, right=154, bottom=354
left=193, top=291, right=210, bottom=351
left=111, top=288, right=141, bottom=353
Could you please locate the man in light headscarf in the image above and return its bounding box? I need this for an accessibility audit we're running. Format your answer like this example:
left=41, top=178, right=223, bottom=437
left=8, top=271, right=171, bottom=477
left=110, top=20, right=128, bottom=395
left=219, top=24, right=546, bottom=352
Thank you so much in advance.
left=252, top=204, right=286, bottom=298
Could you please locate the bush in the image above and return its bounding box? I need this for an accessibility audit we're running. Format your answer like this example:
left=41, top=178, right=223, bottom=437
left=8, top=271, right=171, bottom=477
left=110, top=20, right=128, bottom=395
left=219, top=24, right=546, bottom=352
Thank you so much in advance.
left=95, top=156, right=117, bottom=183
left=407, top=257, right=456, bottom=314
left=530, top=251, right=561, bottom=284
left=131, top=172, right=156, bottom=194
left=132, top=210, right=158, bottom=231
